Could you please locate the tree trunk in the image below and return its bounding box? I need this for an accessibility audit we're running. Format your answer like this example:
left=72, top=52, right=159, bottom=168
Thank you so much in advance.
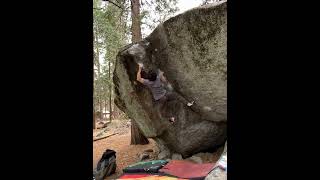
left=131, top=0, right=142, bottom=43
left=94, top=29, right=103, bottom=119
left=93, top=96, right=96, bottom=129
left=93, top=33, right=96, bottom=129
left=129, top=0, right=149, bottom=145
left=93, top=112, right=96, bottom=129
left=109, top=56, right=113, bottom=122
left=130, top=120, right=149, bottom=145
left=97, top=98, right=100, bottom=117
left=105, top=96, right=107, bottom=119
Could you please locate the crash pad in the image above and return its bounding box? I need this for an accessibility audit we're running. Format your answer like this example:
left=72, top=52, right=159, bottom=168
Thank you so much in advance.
left=118, top=174, right=152, bottom=179
left=159, top=160, right=215, bottom=179
left=118, top=173, right=188, bottom=180
left=123, top=160, right=168, bottom=173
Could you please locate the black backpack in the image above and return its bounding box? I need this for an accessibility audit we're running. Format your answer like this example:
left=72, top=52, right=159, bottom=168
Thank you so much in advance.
left=94, top=149, right=116, bottom=180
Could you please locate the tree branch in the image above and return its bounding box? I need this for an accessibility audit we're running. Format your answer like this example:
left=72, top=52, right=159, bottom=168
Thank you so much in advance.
left=102, top=0, right=123, bottom=10
left=114, top=0, right=122, bottom=5
left=93, top=7, right=103, bottom=10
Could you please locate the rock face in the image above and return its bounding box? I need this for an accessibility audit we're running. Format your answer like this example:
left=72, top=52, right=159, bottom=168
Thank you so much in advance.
left=172, top=153, right=183, bottom=160
left=113, top=1, right=227, bottom=157
left=139, top=153, right=150, bottom=161
left=186, top=156, right=203, bottom=164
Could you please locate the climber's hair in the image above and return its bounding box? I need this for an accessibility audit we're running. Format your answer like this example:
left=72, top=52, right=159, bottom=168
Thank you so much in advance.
left=147, top=70, right=157, bottom=81
left=141, top=70, right=148, bottom=79
left=140, top=69, right=157, bottom=81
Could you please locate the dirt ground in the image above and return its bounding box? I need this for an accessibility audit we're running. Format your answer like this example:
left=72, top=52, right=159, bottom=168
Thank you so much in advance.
left=93, top=119, right=223, bottom=180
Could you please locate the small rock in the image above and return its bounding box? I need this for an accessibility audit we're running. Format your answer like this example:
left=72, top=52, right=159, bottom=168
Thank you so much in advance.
left=171, top=153, right=183, bottom=160
left=187, top=156, right=203, bottom=164
left=139, top=153, right=150, bottom=161
left=143, top=149, right=154, bottom=153
left=158, top=149, right=170, bottom=160
left=193, top=152, right=214, bottom=162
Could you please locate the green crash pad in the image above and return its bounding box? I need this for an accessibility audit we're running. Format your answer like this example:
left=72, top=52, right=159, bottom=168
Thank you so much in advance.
left=123, top=160, right=168, bottom=173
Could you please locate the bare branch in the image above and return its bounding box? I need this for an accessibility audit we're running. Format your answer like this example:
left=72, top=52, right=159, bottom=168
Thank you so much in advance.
left=102, top=0, right=124, bottom=10
left=93, top=7, right=103, bottom=10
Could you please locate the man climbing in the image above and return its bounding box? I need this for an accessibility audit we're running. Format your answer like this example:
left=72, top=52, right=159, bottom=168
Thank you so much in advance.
left=136, top=63, right=194, bottom=124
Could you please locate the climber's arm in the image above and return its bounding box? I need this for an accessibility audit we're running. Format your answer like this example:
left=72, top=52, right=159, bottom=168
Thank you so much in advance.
left=159, top=70, right=167, bottom=83
left=136, top=64, right=145, bottom=84
left=159, top=70, right=174, bottom=91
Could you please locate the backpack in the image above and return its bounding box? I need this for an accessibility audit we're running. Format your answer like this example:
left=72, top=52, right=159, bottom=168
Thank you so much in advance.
left=94, top=149, right=116, bottom=180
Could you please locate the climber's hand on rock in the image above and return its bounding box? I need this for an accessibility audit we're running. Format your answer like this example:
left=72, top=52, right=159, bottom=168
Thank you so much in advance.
left=187, top=101, right=194, bottom=107
left=136, top=63, right=144, bottom=83
left=166, top=83, right=173, bottom=91
left=138, top=63, right=144, bottom=68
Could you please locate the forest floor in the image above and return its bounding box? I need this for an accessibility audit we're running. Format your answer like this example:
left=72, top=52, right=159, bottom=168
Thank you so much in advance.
left=93, top=119, right=223, bottom=180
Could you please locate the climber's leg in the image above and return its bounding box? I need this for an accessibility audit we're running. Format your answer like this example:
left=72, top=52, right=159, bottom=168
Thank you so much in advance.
left=154, top=98, right=164, bottom=118
left=155, top=95, right=176, bottom=124
left=164, top=91, right=203, bottom=116
left=165, top=91, right=193, bottom=107
left=155, top=97, right=169, bottom=120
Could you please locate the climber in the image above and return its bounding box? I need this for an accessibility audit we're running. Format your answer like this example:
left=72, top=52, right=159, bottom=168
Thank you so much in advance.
left=136, top=63, right=194, bottom=124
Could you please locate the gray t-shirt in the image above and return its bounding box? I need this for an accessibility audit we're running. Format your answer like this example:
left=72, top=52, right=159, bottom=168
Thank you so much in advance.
left=142, top=70, right=167, bottom=101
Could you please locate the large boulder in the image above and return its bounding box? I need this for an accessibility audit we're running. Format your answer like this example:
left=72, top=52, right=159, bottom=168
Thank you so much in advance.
left=113, top=1, right=227, bottom=157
